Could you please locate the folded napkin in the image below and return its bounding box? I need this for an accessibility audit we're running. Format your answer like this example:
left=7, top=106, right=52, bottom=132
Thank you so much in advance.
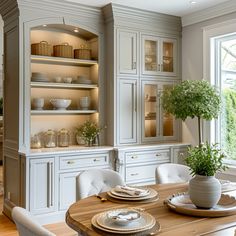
left=114, top=185, right=149, bottom=196
left=112, top=212, right=139, bottom=221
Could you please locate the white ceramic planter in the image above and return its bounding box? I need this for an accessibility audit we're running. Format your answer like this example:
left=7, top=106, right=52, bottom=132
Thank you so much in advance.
left=189, top=175, right=221, bottom=209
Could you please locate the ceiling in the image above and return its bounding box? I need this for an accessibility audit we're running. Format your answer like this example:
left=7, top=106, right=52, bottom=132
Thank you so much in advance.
left=65, top=0, right=231, bottom=17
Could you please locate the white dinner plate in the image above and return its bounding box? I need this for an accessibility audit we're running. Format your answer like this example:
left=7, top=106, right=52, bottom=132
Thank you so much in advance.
left=92, top=210, right=156, bottom=234
left=108, top=187, right=158, bottom=201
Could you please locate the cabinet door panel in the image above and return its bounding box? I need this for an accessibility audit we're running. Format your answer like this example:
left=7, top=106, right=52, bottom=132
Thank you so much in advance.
left=30, top=158, right=55, bottom=214
left=59, top=172, right=78, bottom=210
left=118, top=30, right=138, bottom=75
left=118, top=79, right=137, bottom=144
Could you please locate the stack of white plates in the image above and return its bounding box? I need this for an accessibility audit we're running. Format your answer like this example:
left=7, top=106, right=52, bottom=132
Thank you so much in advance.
left=31, top=72, right=49, bottom=82
left=107, top=186, right=158, bottom=201
left=77, top=76, right=92, bottom=84
left=91, top=209, right=159, bottom=234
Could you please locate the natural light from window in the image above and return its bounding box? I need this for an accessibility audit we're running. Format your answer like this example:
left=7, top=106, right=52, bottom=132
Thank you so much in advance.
left=213, top=34, right=236, bottom=162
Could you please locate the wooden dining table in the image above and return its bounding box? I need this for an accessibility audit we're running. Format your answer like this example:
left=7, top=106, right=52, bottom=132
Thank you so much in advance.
left=66, top=183, right=236, bottom=236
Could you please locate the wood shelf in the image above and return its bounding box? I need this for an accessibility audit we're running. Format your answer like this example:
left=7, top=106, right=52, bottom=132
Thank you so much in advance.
left=31, top=82, right=98, bottom=89
left=31, top=110, right=97, bottom=115
left=31, top=55, right=98, bottom=67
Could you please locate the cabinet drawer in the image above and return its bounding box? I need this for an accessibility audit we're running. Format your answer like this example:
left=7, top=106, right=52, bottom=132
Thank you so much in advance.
left=126, top=149, right=170, bottom=164
left=59, top=153, right=109, bottom=170
left=126, top=164, right=159, bottom=182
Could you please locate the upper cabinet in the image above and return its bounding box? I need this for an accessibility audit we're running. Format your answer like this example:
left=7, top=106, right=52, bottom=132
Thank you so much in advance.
left=142, top=35, right=177, bottom=77
left=142, top=80, right=179, bottom=142
left=117, top=29, right=138, bottom=76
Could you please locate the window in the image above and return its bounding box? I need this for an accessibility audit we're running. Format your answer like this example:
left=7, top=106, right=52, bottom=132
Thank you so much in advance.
left=212, top=34, right=236, bottom=163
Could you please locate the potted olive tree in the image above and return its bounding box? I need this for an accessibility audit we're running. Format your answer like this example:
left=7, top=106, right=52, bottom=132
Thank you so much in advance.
left=161, top=80, right=221, bottom=145
left=162, top=80, right=226, bottom=208
left=186, top=143, right=227, bottom=208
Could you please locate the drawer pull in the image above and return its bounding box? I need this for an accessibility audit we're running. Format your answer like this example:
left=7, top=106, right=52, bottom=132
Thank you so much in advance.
left=131, top=173, right=139, bottom=176
left=156, top=153, right=161, bottom=157
left=93, top=159, right=101, bottom=162
left=131, top=156, right=138, bottom=159
left=67, top=161, right=75, bottom=164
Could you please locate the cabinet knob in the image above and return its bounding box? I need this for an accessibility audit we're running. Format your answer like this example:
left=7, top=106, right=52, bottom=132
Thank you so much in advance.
left=131, top=156, right=138, bottom=159
left=179, top=152, right=184, bottom=157
left=131, top=173, right=139, bottom=176
left=93, top=158, right=101, bottom=162
left=156, top=153, right=161, bottom=157
left=67, top=161, right=75, bottom=164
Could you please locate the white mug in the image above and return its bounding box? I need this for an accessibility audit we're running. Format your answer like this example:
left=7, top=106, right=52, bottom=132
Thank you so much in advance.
left=32, top=98, right=44, bottom=110
left=79, top=96, right=91, bottom=110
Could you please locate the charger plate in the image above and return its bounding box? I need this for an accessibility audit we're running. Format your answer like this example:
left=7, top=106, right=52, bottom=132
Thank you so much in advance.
left=164, top=192, right=236, bottom=217
left=91, top=210, right=160, bottom=235
left=107, top=188, right=158, bottom=201
left=110, top=187, right=150, bottom=198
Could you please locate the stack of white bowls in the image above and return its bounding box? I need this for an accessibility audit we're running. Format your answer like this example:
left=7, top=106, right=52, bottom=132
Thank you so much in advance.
left=32, top=98, right=44, bottom=110
left=79, top=96, right=90, bottom=110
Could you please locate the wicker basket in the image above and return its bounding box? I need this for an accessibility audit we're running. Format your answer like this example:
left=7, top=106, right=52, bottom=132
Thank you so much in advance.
left=74, top=49, right=91, bottom=60
left=53, top=43, right=73, bottom=58
left=31, top=41, right=52, bottom=56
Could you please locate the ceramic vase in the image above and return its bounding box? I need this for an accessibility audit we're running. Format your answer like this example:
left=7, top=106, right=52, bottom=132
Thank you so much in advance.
left=189, top=175, right=221, bottom=209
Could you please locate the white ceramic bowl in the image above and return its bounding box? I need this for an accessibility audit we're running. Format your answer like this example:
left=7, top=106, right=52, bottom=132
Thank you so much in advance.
left=50, top=99, right=71, bottom=110
left=106, top=209, right=141, bottom=226
left=63, top=77, right=73, bottom=83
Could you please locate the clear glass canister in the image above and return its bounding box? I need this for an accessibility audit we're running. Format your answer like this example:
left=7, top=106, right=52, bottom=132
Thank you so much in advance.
left=31, top=134, right=42, bottom=149
left=44, top=129, right=56, bottom=148
left=58, top=128, right=70, bottom=147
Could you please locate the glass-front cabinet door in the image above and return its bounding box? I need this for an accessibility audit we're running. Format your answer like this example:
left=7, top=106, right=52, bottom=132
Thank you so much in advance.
left=142, top=81, right=178, bottom=142
left=142, top=35, right=177, bottom=76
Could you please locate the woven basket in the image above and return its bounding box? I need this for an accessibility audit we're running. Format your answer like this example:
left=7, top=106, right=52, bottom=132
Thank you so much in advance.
left=74, top=49, right=91, bottom=60
left=31, top=41, right=52, bottom=56
left=53, top=43, right=73, bottom=58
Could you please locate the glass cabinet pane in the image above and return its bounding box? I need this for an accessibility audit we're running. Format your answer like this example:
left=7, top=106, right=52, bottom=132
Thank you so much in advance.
left=162, top=41, right=174, bottom=73
left=162, top=85, right=174, bottom=136
left=145, top=40, right=158, bottom=72
left=144, top=84, right=158, bottom=137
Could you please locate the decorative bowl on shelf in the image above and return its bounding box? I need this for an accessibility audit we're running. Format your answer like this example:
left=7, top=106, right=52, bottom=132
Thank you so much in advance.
left=63, top=77, right=73, bottom=83
left=79, top=96, right=90, bottom=110
left=50, top=99, right=71, bottom=110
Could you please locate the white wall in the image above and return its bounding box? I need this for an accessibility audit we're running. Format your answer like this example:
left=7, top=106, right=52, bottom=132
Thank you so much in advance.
left=182, top=11, right=236, bottom=146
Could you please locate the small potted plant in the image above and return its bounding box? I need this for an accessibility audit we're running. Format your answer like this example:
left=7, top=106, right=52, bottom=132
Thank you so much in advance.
left=185, top=142, right=227, bottom=208
left=76, top=120, right=102, bottom=146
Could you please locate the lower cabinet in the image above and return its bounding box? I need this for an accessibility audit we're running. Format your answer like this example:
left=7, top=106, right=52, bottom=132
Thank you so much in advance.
left=30, top=158, right=56, bottom=214
left=172, top=145, right=190, bottom=165
left=116, top=147, right=171, bottom=185
left=59, top=172, right=79, bottom=210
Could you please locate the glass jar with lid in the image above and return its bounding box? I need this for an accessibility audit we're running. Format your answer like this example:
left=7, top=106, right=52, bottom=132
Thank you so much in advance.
left=58, top=128, right=70, bottom=147
left=31, top=134, right=42, bottom=149
left=44, top=129, right=56, bottom=148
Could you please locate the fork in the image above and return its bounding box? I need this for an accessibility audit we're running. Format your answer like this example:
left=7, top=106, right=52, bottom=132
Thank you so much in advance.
left=95, top=194, right=108, bottom=202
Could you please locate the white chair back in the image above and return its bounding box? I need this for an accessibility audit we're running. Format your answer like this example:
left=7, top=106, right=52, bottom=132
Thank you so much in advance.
left=76, top=169, right=125, bottom=200
left=156, top=163, right=192, bottom=184
left=12, top=207, right=56, bottom=236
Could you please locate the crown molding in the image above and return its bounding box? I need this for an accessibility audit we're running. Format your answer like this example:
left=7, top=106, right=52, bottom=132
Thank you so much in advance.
left=182, top=0, right=236, bottom=27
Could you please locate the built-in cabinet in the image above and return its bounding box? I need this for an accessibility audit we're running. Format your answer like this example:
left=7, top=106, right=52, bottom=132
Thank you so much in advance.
left=30, top=26, right=100, bottom=145
left=118, top=79, right=137, bottom=144
left=115, top=144, right=189, bottom=186
left=142, top=35, right=177, bottom=76
left=142, top=80, right=178, bottom=142
left=117, top=29, right=138, bottom=75
left=30, top=158, right=56, bottom=214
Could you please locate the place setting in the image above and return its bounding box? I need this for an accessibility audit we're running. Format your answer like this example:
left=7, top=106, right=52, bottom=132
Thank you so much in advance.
left=91, top=207, right=161, bottom=235
left=106, top=185, right=159, bottom=204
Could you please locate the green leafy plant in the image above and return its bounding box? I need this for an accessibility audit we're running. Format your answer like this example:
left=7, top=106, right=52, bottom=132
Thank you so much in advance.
left=161, top=80, right=221, bottom=145
left=76, top=120, right=102, bottom=145
left=185, top=143, right=228, bottom=176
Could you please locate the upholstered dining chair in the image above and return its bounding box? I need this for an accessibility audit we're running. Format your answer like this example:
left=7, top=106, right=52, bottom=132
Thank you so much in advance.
left=76, top=168, right=125, bottom=200
left=156, top=163, right=192, bottom=184
left=12, top=206, right=56, bottom=236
